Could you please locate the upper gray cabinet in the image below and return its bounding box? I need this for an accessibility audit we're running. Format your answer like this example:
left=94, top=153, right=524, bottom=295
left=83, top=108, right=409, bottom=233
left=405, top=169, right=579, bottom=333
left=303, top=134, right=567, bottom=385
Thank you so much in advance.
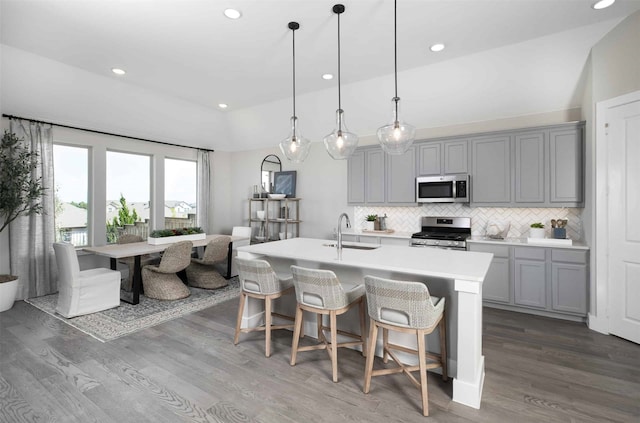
left=347, top=150, right=365, bottom=204
left=418, top=139, right=468, bottom=176
left=386, top=146, right=417, bottom=204
left=366, top=148, right=386, bottom=204
left=471, top=122, right=584, bottom=207
left=549, top=127, right=583, bottom=204
left=471, top=135, right=512, bottom=204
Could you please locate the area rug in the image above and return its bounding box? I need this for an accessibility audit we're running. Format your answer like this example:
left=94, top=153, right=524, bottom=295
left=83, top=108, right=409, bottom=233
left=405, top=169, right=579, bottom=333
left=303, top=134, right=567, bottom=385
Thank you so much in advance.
left=25, top=277, right=240, bottom=342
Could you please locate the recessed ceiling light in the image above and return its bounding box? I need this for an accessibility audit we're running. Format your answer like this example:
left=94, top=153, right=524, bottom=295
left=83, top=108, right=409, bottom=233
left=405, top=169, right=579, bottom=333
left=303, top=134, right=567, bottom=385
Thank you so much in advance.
left=218, top=103, right=228, bottom=109
left=592, top=0, right=615, bottom=9
left=322, top=73, right=334, bottom=80
left=111, top=68, right=126, bottom=75
left=429, top=43, right=445, bottom=52
left=224, top=8, right=242, bottom=19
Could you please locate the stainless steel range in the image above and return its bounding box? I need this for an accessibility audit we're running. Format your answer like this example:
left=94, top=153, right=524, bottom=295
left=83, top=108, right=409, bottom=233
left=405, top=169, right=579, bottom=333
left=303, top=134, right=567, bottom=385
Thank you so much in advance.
left=410, top=216, right=471, bottom=250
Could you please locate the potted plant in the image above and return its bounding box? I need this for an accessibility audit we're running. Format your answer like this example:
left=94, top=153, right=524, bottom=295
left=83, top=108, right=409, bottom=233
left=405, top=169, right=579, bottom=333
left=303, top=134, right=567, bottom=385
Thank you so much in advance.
left=364, top=214, right=377, bottom=231
left=148, top=227, right=206, bottom=245
left=0, top=131, right=46, bottom=312
left=529, top=222, right=545, bottom=239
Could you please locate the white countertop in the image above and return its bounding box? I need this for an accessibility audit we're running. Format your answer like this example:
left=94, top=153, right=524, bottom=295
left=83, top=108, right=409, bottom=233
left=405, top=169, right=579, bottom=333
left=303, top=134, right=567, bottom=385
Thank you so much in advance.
left=237, top=237, right=493, bottom=282
left=467, top=236, right=589, bottom=250
left=341, top=229, right=414, bottom=239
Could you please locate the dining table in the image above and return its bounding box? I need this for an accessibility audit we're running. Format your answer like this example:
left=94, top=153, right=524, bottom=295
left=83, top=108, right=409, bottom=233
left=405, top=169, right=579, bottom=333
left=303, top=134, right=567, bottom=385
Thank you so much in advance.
left=83, top=234, right=249, bottom=305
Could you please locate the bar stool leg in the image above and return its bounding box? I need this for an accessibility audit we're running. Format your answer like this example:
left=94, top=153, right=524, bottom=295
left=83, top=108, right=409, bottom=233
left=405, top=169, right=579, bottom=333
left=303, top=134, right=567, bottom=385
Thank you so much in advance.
left=234, top=292, right=246, bottom=345
left=359, top=299, right=367, bottom=357
left=264, top=297, right=272, bottom=357
left=417, top=329, right=429, bottom=417
left=363, top=320, right=378, bottom=394
left=382, top=328, right=389, bottom=363
left=290, top=305, right=304, bottom=366
left=330, top=311, right=339, bottom=382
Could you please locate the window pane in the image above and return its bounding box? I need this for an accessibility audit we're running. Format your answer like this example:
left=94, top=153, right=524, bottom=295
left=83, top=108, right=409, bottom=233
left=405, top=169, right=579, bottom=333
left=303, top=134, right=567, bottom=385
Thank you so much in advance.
left=53, top=145, right=89, bottom=246
left=106, top=151, right=150, bottom=243
left=164, top=158, right=197, bottom=230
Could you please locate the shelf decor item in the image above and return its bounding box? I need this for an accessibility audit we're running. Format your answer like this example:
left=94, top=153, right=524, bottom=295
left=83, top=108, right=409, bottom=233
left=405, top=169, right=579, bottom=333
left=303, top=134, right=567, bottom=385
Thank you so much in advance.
left=529, top=222, right=545, bottom=239
left=323, top=4, right=359, bottom=160
left=148, top=227, right=206, bottom=245
left=376, top=0, right=416, bottom=155
left=365, top=214, right=377, bottom=231
left=273, top=171, right=296, bottom=197
left=279, top=22, right=311, bottom=163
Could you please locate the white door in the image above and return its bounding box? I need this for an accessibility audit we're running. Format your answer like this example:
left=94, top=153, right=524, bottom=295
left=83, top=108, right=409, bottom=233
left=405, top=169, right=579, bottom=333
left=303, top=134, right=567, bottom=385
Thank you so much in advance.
left=607, top=99, right=640, bottom=344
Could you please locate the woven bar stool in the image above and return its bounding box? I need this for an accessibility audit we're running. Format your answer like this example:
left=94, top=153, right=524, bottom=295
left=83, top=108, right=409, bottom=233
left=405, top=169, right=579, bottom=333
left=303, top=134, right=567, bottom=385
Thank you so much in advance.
left=289, top=265, right=367, bottom=383
left=363, top=275, right=447, bottom=417
left=234, top=258, right=296, bottom=357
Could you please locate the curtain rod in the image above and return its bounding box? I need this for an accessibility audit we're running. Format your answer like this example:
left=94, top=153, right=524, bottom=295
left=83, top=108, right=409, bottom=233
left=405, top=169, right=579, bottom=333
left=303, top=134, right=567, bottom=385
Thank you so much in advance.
left=2, top=114, right=214, bottom=153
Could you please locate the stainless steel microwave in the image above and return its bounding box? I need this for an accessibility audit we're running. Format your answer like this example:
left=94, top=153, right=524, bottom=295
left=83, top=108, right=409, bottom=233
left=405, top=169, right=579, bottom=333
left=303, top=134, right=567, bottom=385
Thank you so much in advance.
left=416, top=175, right=470, bottom=203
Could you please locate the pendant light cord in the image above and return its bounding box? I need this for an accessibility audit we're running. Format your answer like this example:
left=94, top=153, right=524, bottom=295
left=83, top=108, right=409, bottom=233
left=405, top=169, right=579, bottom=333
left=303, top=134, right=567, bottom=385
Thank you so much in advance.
left=394, top=0, right=399, bottom=119
left=337, top=11, right=342, bottom=112
left=292, top=26, right=297, bottom=118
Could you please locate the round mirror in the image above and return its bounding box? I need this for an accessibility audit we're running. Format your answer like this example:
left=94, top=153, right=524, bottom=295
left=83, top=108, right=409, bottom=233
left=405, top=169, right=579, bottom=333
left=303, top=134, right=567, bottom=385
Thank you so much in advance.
left=260, top=154, right=282, bottom=193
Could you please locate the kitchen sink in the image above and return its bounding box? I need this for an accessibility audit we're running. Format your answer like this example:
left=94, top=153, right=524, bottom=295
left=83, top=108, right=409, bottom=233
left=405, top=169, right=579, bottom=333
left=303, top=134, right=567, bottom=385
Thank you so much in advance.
left=322, top=243, right=380, bottom=250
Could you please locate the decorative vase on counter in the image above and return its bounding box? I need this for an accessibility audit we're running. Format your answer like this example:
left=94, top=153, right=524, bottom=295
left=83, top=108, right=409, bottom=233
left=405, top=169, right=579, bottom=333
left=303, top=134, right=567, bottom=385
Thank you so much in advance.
left=529, top=227, right=545, bottom=239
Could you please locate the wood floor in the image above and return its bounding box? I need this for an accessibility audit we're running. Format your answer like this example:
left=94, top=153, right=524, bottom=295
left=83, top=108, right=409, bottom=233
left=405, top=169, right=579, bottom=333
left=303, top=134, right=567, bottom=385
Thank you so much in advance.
left=1, top=298, right=638, bottom=423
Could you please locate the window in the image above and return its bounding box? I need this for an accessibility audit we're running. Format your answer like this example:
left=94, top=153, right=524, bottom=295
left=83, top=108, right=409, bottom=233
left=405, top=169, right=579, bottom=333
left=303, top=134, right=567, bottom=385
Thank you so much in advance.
left=164, top=158, right=197, bottom=230
left=53, top=145, right=89, bottom=246
left=106, top=151, right=150, bottom=243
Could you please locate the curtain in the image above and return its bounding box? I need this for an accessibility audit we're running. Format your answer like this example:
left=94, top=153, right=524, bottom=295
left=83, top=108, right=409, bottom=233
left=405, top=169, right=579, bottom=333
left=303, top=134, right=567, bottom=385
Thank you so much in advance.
left=9, top=119, right=57, bottom=299
left=197, top=149, right=211, bottom=233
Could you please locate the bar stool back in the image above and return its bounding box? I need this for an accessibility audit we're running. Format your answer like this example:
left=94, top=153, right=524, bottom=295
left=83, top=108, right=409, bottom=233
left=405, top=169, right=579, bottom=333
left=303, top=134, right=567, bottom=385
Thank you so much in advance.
left=290, top=265, right=367, bottom=382
left=363, top=275, right=447, bottom=416
left=233, top=257, right=295, bottom=357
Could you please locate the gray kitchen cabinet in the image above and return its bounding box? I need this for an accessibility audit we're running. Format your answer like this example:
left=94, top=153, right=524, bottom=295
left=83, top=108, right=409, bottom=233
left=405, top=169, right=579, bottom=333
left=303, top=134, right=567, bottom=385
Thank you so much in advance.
left=550, top=249, right=588, bottom=314
left=549, top=127, right=583, bottom=204
left=514, top=131, right=545, bottom=203
left=418, top=139, right=468, bottom=176
left=468, top=243, right=510, bottom=303
left=347, top=150, right=365, bottom=204
left=471, top=135, right=511, bottom=204
left=386, top=146, right=417, bottom=204
left=470, top=242, right=589, bottom=320
left=418, top=142, right=441, bottom=176
left=366, top=148, right=386, bottom=204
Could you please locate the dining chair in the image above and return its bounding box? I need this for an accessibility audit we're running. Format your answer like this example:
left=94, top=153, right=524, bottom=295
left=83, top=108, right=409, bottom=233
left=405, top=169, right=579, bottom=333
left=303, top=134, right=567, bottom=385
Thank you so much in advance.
left=289, top=265, right=366, bottom=383
left=53, top=242, right=121, bottom=318
left=142, top=240, right=193, bottom=300
left=116, top=234, right=159, bottom=291
left=186, top=236, right=231, bottom=289
left=363, top=275, right=447, bottom=417
left=228, top=226, right=252, bottom=277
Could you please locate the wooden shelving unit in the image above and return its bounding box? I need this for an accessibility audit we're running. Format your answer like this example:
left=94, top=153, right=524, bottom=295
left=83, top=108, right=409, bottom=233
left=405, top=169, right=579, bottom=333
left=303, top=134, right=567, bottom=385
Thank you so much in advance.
left=248, top=198, right=301, bottom=243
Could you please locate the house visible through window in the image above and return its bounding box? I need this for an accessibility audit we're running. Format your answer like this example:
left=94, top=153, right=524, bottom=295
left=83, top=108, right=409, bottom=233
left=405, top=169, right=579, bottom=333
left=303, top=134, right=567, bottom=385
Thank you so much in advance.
left=53, top=145, right=89, bottom=246
left=106, top=151, right=150, bottom=243
left=164, top=158, right=197, bottom=230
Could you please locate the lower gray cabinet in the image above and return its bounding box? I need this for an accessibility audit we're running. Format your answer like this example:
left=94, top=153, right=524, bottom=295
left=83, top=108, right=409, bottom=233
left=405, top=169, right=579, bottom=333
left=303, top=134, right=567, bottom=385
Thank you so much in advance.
left=469, top=243, right=589, bottom=319
left=468, top=243, right=510, bottom=303
left=514, top=247, right=546, bottom=309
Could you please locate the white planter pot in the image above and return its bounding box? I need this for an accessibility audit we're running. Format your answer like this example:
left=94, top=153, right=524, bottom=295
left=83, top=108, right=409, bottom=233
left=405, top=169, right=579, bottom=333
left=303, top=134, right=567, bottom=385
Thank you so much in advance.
left=529, top=227, right=546, bottom=239
left=147, top=233, right=206, bottom=245
left=0, top=276, right=19, bottom=312
left=364, top=221, right=375, bottom=231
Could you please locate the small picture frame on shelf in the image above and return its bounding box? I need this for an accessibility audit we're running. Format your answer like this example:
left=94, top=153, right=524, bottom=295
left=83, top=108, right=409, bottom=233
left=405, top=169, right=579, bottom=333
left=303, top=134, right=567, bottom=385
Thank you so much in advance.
left=273, top=171, right=297, bottom=198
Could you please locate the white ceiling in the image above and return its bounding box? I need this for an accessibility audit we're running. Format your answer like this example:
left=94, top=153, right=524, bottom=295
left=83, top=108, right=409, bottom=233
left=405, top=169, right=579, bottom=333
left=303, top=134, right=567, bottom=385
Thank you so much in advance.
left=2, top=0, right=640, bottom=151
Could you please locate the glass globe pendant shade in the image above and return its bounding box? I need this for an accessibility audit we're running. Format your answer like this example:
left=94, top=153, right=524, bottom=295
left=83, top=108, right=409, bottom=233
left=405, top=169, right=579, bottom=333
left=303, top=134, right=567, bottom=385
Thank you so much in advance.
left=279, top=116, right=311, bottom=163
left=324, top=109, right=359, bottom=160
left=377, top=97, right=415, bottom=155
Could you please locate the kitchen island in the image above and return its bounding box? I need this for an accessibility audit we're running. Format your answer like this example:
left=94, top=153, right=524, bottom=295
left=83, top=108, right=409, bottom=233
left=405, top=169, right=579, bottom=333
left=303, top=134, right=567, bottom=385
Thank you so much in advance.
left=237, top=237, right=493, bottom=409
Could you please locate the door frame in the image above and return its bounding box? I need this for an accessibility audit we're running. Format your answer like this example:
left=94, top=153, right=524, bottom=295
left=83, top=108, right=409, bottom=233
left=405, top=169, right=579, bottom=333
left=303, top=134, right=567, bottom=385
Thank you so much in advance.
left=591, top=89, right=640, bottom=334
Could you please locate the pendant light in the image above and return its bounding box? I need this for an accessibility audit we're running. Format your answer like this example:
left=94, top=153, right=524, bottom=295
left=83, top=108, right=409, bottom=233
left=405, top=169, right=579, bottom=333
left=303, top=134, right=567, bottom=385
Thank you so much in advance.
left=324, top=4, right=359, bottom=160
left=377, top=0, right=415, bottom=155
left=279, top=21, right=311, bottom=163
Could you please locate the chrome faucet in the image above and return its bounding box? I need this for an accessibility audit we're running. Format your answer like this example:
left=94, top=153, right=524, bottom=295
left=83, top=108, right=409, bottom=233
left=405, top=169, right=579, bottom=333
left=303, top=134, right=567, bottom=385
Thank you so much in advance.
left=336, top=213, right=351, bottom=251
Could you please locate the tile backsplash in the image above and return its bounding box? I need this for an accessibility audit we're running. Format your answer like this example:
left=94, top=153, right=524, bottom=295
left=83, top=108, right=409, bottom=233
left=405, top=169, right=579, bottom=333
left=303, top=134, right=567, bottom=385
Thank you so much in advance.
left=354, top=204, right=583, bottom=240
